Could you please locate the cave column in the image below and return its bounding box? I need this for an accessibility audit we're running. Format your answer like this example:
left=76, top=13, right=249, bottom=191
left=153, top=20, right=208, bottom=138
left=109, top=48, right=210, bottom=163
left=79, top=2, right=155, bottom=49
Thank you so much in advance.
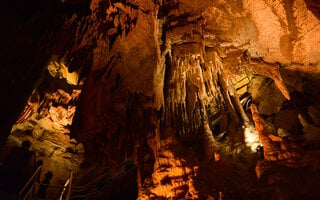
left=227, top=77, right=250, bottom=123
left=217, top=69, right=240, bottom=125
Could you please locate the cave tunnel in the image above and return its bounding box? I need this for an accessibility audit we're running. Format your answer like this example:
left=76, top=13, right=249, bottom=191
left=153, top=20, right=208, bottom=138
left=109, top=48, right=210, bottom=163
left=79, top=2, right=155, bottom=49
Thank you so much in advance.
left=1, top=0, right=320, bottom=199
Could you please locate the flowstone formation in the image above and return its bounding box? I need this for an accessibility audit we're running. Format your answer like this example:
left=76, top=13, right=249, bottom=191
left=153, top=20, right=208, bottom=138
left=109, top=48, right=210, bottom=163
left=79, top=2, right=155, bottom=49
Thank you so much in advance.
left=1, top=0, right=320, bottom=199
left=5, top=58, right=84, bottom=185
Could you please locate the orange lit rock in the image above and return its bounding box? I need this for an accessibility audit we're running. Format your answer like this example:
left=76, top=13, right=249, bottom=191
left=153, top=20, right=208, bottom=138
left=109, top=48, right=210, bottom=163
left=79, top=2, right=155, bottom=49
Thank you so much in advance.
left=250, top=104, right=281, bottom=161
left=250, top=104, right=308, bottom=179
left=142, top=134, right=198, bottom=199
left=3, top=0, right=320, bottom=199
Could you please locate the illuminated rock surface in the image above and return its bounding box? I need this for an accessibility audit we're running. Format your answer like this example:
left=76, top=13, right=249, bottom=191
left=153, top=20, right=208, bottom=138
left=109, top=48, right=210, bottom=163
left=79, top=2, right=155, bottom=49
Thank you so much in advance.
left=1, top=0, right=320, bottom=199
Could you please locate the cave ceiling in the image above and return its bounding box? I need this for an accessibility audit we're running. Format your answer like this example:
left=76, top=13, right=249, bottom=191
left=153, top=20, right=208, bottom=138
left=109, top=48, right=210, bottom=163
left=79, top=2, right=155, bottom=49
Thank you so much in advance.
left=163, top=0, right=320, bottom=64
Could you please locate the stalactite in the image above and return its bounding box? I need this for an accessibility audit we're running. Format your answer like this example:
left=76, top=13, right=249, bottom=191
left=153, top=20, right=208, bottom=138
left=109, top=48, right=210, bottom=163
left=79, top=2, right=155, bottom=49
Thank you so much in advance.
left=163, top=53, right=207, bottom=139
left=227, top=77, right=249, bottom=123
left=153, top=6, right=166, bottom=109
left=218, top=71, right=241, bottom=125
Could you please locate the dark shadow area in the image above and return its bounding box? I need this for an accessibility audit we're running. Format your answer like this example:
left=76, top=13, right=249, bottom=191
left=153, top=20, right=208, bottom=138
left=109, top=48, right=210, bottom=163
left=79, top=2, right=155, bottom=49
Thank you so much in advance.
left=0, top=140, right=36, bottom=195
left=0, top=0, right=94, bottom=145
left=304, top=0, right=320, bottom=20
left=0, top=0, right=63, bottom=143
left=72, top=161, right=138, bottom=200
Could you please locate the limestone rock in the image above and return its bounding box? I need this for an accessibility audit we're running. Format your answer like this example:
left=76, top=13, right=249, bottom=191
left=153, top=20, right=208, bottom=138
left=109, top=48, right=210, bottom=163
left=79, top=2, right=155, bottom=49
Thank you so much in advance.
left=2, top=0, right=320, bottom=199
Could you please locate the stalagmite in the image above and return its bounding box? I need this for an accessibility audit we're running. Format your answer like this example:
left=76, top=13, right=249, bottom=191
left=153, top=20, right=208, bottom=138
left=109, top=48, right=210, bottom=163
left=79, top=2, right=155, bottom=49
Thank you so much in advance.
left=203, top=121, right=217, bottom=160
left=250, top=104, right=281, bottom=161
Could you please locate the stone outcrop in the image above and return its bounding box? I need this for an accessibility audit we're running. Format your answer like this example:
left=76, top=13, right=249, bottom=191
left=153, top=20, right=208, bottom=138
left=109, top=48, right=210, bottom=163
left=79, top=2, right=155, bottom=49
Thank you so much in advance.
left=8, top=67, right=84, bottom=183
left=140, top=133, right=198, bottom=199
left=251, top=104, right=302, bottom=156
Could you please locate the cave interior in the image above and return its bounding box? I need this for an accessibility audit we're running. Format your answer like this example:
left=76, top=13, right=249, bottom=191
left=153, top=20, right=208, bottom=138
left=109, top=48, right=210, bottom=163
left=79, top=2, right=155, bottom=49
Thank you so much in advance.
left=1, top=0, right=320, bottom=199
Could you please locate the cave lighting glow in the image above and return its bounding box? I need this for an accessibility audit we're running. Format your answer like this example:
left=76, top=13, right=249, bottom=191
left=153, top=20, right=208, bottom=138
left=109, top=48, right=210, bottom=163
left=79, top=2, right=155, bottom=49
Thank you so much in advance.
left=243, top=124, right=262, bottom=152
left=47, top=60, right=83, bottom=85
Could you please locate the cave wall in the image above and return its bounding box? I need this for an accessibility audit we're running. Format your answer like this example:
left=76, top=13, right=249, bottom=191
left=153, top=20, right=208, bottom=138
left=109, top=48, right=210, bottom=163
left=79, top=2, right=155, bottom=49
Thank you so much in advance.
left=0, top=0, right=93, bottom=143
left=70, top=0, right=158, bottom=174
left=0, top=0, right=62, bottom=142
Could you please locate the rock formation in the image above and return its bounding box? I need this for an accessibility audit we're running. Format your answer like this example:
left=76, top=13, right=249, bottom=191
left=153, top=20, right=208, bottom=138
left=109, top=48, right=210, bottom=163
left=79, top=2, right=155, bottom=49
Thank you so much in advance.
left=1, top=0, right=320, bottom=199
